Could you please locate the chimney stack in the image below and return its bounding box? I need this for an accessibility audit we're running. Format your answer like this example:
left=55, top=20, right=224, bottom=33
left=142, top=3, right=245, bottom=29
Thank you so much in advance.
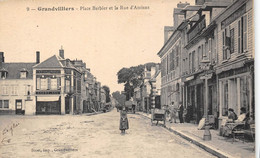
left=36, top=51, right=40, bottom=64
left=59, top=46, right=64, bottom=59
left=0, top=52, right=4, bottom=67
left=0, top=52, right=4, bottom=63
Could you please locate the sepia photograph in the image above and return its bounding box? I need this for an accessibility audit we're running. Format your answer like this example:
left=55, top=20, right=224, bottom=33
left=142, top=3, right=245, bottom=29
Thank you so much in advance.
left=0, top=0, right=256, bottom=157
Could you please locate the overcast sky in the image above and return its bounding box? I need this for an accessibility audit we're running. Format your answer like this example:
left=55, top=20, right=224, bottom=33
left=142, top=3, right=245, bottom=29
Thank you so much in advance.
left=0, top=0, right=194, bottom=93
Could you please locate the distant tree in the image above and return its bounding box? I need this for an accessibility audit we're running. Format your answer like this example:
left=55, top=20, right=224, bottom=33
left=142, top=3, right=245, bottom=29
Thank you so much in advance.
left=117, top=62, right=158, bottom=100
left=102, top=85, right=111, bottom=103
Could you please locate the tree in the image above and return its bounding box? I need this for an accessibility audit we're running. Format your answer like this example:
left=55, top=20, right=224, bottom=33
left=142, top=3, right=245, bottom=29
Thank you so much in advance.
left=117, top=62, right=158, bottom=100
left=102, top=85, right=111, bottom=103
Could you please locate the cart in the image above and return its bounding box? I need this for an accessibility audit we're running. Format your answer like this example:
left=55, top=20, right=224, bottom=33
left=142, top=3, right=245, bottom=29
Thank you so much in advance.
left=125, top=101, right=136, bottom=113
left=151, top=108, right=166, bottom=127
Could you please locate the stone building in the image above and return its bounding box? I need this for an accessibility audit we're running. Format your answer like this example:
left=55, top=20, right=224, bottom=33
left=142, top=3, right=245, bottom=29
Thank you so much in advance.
left=0, top=52, right=37, bottom=115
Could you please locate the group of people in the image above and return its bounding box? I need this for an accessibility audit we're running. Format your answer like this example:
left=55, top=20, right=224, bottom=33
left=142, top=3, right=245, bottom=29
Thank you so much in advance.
left=165, top=101, right=184, bottom=124
left=221, top=107, right=253, bottom=137
left=118, top=101, right=184, bottom=134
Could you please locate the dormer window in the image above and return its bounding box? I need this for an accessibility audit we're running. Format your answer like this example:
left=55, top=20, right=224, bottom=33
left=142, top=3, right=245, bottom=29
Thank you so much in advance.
left=20, top=68, right=28, bottom=79
left=0, top=68, right=8, bottom=79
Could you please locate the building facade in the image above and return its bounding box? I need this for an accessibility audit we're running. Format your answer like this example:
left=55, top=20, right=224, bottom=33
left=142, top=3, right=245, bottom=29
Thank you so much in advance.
left=158, top=0, right=254, bottom=127
left=0, top=52, right=37, bottom=115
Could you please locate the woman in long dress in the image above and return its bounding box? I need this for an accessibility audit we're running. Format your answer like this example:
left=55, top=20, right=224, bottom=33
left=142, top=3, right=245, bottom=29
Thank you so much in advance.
left=119, top=106, right=129, bottom=134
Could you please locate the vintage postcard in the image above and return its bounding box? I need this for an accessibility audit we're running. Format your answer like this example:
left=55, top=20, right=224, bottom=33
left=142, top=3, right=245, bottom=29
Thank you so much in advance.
left=0, top=0, right=256, bottom=157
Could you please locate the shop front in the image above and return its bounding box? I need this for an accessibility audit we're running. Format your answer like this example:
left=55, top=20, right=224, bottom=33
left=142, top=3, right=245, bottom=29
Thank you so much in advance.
left=36, top=96, right=61, bottom=114
left=217, top=61, right=254, bottom=127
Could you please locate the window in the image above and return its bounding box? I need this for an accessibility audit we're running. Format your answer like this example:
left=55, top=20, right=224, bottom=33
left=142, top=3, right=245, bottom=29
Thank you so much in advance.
left=36, top=78, right=40, bottom=90
left=189, top=53, right=192, bottom=73
left=66, top=80, right=71, bottom=93
left=20, top=72, right=27, bottom=79
left=4, top=100, right=9, bottom=108
left=51, top=78, right=58, bottom=90
left=238, top=15, right=248, bottom=53
left=0, top=71, right=7, bottom=79
left=238, top=20, right=242, bottom=53
left=2, top=86, right=8, bottom=95
left=240, top=76, right=249, bottom=112
left=11, top=86, right=18, bottom=95
left=243, top=15, right=247, bottom=52
left=230, top=29, right=234, bottom=53
left=201, top=44, right=204, bottom=58
left=223, top=81, right=228, bottom=116
left=40, top=78, right=47, bottom=90
left=222, top=28, right=231, bottom=60
left=176, top=46, right=179, bottom=67
left=170, top=50, right=174, bottom=71
left=0, top=100, right=9, bottom=109
left=192, top=51, right=195, bottom=72
left=57, top=77, right=61, bottom=90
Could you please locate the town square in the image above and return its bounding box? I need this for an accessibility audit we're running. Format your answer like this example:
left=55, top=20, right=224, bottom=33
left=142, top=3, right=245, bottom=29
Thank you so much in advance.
left=0, top=0, right=256, bottom=157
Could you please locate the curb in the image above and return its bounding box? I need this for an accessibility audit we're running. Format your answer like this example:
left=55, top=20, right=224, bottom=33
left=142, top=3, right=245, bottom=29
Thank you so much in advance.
left=137, top=112, right=234, bottom=158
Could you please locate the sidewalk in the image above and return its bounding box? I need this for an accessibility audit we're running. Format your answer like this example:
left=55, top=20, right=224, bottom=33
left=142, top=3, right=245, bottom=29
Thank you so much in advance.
left=137, top=112, right=255, bottom=158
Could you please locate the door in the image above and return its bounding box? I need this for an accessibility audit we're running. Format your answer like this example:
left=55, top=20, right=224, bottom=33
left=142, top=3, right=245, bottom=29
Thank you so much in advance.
left=15, top=100, right=22, bottom=114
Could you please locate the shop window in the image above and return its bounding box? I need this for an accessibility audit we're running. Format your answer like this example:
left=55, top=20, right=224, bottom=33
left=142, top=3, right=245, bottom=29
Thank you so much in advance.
left=223, top=81, right=228, bottom=116
left=240, top=76, right=249, bottom=112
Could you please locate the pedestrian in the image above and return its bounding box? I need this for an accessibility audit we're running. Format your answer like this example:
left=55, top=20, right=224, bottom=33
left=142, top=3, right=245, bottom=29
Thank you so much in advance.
left=119, top=106, right=129, bottom=134
left=178, top=102, right=184, bottom=123
left=169, top=101, right=177, bottom=123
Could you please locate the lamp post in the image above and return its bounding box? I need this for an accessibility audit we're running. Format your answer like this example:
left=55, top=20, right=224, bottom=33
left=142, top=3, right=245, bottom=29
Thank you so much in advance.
left=201, top=73, right=212, bottom=141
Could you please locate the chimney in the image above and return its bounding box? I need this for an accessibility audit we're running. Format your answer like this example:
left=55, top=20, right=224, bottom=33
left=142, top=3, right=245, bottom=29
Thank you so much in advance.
left=164, top=26, right=174, bottom=43
left=59, top=46, right=64, bottom=59
left=0, top=52, right=4, bottom=67
left=173, top=2, right=189, bottom=28
left=83, top=62, right=86, bottom=68
left=86, top=68, right=90, bottom=72
left=36, top=51, right=40, bottom=64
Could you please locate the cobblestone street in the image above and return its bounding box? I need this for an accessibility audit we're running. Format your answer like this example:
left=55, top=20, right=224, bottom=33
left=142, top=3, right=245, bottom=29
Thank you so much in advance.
left=0, top=110, right=215, bottom=158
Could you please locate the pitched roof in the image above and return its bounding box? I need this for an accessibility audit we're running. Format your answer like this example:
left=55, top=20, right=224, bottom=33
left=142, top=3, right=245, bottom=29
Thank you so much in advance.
left=34, top=55, right=63, bottom=68
left=0, top=62, right=35, bottom=79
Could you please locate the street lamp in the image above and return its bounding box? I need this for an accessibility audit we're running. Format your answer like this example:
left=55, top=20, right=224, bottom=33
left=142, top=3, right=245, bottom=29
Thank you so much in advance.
left=201, top=73, right=212, bottom=141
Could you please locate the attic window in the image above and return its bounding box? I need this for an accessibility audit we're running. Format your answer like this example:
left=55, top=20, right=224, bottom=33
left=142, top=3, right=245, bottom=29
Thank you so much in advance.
left=20, top=68, right=28, bottom=79
left=0, top=68, right=8, bottom=79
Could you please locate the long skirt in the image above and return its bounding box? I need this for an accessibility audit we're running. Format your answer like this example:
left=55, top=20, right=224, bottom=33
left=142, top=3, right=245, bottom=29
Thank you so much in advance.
left=119, top=117, right=129, bottom=130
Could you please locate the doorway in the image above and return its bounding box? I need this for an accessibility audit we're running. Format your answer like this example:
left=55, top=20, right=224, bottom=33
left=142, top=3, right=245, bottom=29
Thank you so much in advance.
left=15, top=100, right=23, bottom=114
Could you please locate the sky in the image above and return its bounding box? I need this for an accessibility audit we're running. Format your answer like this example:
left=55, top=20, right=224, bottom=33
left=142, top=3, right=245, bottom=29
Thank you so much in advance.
left=0, top=0, right=194, bottom=93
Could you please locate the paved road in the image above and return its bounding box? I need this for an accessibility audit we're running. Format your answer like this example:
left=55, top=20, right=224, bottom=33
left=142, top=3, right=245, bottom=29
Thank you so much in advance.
left=0, top=109, right=215, bottom=158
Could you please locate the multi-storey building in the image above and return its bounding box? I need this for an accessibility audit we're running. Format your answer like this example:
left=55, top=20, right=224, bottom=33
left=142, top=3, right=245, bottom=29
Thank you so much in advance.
left=0, top=52, right=37, bottom=115
left=215, top=0, right=254, bottom=126
left=158, top=2, right=190, bottom=111
left=33, top=48, right=82, bottom=114
left=157, top=0, right=255, bottom=127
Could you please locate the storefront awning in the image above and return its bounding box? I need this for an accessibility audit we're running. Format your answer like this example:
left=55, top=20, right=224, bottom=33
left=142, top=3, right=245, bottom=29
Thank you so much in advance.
left=37, top=96, right=60, bottom=102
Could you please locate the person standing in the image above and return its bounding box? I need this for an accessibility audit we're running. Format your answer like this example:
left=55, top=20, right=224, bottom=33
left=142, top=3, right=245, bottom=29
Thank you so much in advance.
left=169, top=101, right=177, bottom=123
left=119, top=106, right=129, bottom=134
left=178, top=102, right=184, bottom=123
